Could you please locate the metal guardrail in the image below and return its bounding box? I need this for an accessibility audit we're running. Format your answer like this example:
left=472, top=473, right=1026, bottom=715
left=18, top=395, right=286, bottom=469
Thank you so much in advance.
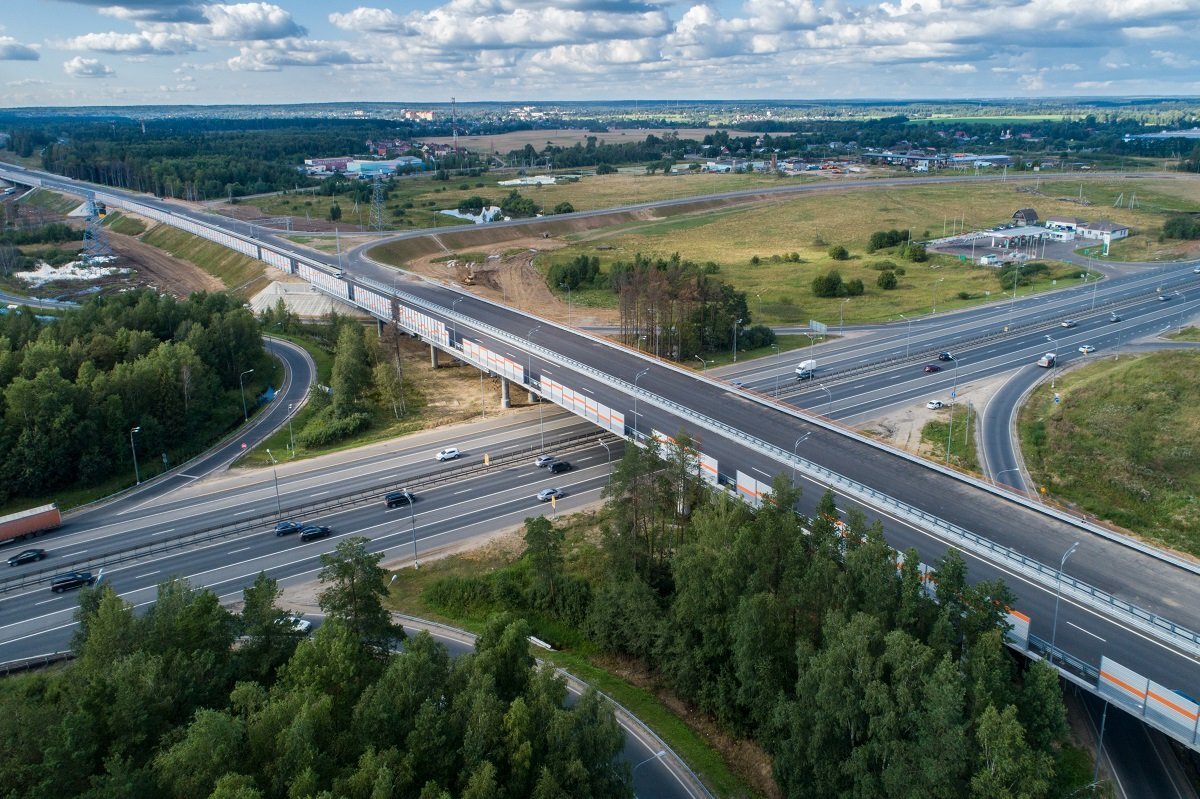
left=0, top=429, right=617, bottom=595
left=0, top=651, right=74, bottom=676
left=380, top=284, right=1200, bottom=659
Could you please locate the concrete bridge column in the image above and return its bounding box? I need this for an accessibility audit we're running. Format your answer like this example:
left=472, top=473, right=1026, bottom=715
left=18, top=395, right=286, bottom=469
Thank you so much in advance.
left=429, top=345, right=440, bottom=368
left=528, top=389, right=538, bottom=404
left=377, top=319, right=386, bottom=337
left=500, top=378, right=511, bottom=409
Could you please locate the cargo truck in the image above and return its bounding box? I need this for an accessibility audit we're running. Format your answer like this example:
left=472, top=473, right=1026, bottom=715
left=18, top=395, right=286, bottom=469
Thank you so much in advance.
left=795, top=359, right=817, bottom=380
left=0, top=504, right=62, bottom=544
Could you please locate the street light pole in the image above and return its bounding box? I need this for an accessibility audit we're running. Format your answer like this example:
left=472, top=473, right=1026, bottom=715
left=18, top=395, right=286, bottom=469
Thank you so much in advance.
left=899, top=314, right=912, bottom=358
left=1049, top=541, right=1080, bottom=666
left=265, top=448, right=282, bottom=517
left=945, top=355, right=959, bottom=463
left=409, top=501, right=419, bottom=569
left=559, top=282, right=572, bottom=324
left=840, top=298, right=849, bottom=335
left=1044, top=334, right=1058, bottom=389
left=451, top=296, right=463, bottom=341
left=694, top=354, right=707, bottom=371
left=598, top=437, right=611, bottom=465
left=529, top=323, right=544, bottom=452
left=791, top=432, right=811, bottom=485
left=818, top=383, right=832, bottom=416
left=633, top=367, right=650, bottom=439
left=287, top=402, right=296, bottom=457
left=238, top=368, right=255, bottom=422
left=732, top=318, right=742, bottom=362
left=129, top=425, right=142, bottom=485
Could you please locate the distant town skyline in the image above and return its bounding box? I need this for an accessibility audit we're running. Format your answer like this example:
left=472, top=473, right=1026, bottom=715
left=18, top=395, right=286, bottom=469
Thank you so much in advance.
left=3, top=0, right=1199, bottom=108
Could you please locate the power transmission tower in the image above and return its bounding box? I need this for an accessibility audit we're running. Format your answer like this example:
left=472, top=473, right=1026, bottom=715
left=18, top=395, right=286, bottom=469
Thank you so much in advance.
left=370, top=173, right=385, bottom=232
left=82, top=192, right=113, bottom=262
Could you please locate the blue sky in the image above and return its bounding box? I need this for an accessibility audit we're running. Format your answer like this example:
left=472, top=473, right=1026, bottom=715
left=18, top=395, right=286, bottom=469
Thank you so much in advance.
left=2, top=0, right=1199, bottom=107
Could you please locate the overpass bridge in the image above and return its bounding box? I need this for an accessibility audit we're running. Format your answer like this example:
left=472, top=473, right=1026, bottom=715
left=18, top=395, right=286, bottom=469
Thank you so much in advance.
left=3, top=162, right=1199, bottom=752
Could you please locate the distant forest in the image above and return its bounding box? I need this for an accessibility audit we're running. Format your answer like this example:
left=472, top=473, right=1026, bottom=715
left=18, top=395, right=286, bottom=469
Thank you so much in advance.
left=3, top=109, right=1199, bottom=203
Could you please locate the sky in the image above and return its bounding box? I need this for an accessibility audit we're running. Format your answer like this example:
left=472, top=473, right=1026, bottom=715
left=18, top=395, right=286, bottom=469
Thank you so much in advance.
left=1, top=0, right=1199, bottom=107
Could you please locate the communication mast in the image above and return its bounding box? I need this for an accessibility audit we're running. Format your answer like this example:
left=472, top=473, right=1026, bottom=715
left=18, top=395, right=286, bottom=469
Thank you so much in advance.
left=82, top=192, right=113, bottom=262
left=369, top=173, right=385, bottom=232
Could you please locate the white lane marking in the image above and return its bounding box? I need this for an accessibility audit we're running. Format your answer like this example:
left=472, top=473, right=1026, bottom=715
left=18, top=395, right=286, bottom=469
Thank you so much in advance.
left=236, top=508, right=257, bottom=515
left=311, top=491, right=329, bottom=497
left=61, top=550, right=88, bottom=557
left=453, top=489, right=472, bottom=495
left=152, top=527, right=175, bottom=535
left=1066, top=621, right=1106, bottom=642
left=228, top=547, right=251, bottom=555
left=752, top=467, right=771, bottom=478
left=134, top=571, right=160, bottom=580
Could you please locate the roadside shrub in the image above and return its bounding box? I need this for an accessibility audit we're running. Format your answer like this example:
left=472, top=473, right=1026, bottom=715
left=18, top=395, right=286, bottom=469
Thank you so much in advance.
left=1163, top=214, right=1198, bottom=239
left=845, top=278, right=865, bottom=296
left=552, top=201, right=575, bottom=214
left=869, top=260, right=898, bottom=271
left=424, top=575, right=497, bottom=615
left=595, top=163, right=617, bottom=175
left=957, top=291, right=972, bottom=300
left=750, top=255, right=761, bottom=265
left=812, top=269, right=845, bottom=298
left=828, top=244, right=850, bottom=261
left=877, top=270, right=898, bottom=290
left=739, top=324, right=777, bottom=349
left=866, top=229, right=909, bottom=253
left=548, top=254, right=600, bottom=290
left=296, top=410, right=370, bottom=448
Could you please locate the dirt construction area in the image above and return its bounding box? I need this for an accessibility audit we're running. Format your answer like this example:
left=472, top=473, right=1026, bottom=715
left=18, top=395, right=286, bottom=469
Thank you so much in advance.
left=109, top=226, right=225, bottom=296
left=392, top=235, right=620, bottom=327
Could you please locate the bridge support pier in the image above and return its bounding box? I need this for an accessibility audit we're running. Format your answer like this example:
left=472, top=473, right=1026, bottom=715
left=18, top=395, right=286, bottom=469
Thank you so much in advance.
left=528, top=388, right=538, bottom=403
left=429, top=345, right=440, bottom=368
left=500, top=378, right=511, bottom=409
left=377, top=318, right=386, bottom=337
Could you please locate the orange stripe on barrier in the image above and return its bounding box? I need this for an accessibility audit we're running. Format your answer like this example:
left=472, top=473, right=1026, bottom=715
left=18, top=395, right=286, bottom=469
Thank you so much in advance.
left=1100, top=670, right=1147, bottom=701
left=1010, top=609, right=1030, bottom=623
left=1148, top=690, right=1199, bottom=721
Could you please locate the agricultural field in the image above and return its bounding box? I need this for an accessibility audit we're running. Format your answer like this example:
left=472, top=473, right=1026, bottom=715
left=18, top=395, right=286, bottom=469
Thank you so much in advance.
left=418, top=127, right=762, bottom=154
left=1018, top=350, right=1200, bottom=556
left=534, top=176, right=1197, bottom=325
left=243, top=169, right=825, bottom=233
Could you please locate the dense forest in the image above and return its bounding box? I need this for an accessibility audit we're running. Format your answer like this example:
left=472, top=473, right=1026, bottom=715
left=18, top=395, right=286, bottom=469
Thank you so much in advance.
left=424, top=437, right=1080, bottom=797
left=0, top=539, right=630, bottom=799
left=0, top=290, right=267, bottom=502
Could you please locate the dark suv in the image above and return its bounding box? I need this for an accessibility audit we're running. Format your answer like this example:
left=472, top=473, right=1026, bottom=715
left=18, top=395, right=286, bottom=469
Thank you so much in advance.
left=549, top=461, right=572, bottom=474
left=299, top=525, right=332, bottom=542
left=385, top=490, right=416, bottom=508
left=51, top=571, right=96, bottom=593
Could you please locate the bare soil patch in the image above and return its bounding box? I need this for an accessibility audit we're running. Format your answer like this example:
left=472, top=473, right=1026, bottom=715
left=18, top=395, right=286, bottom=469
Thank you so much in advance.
left=110, top=228, right=224, bottom=296
left=397, top=236, right=620, bottom=327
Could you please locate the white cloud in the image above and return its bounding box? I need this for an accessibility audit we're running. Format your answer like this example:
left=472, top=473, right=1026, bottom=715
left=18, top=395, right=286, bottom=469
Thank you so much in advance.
left=63, top=56, right=116, bottom=78
left=0, top=36, right=39, bottom=61
left=329, top=7, right=405, bottom=33
left=227, top=39, right=369, bottom=71
left=202, top=3, right=305, bottom=40
left=61, top=31, right=197, bottom=55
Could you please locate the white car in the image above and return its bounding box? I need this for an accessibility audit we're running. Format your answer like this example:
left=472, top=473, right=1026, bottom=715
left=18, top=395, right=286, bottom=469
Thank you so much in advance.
left=278, top=615, right=312, bottom=634
left=1060, top=320, right=1077, bottom=328
left=1078, top=344, right=1096, bottom=354
left=435, top=447, right=460, bottom=461
left=925, top=400, right=944, bottom=410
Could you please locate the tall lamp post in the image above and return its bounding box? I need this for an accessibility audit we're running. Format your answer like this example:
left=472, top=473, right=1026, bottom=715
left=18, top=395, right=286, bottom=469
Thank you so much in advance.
left=694, top=355, right=709, bottom=371
left=1044, top=334, right=1058, bottom=388
left=528, top=325, right=545, bottom=453
left=840, top=298, right=849, bottom=335
left=129, top=425, right=142, bottom=485
left=238, top=368, right=255, bottom=422
left=265, top=448, right=282, bottom=517
left=409, top=499, right=420, bottom=569
left=818, top=383, right=832, bottom=416
left=791, top=432, right=811, bottom=485
left=597, top=437, right=612, bottom=466
left=1049, top=541, right=1080, bottom=666
left=899, top=314, right=912, bottom=358
left=732, top=318, right=742, bottom=362
left=559, top=282, right=572, bottom=324
left=944, top=355, right=959, bottom=462
left=451, top=296, right=464, bottom=341
left=633, top=367, right=650, bottom=439
left=1007, top=263, right=1022, bottom=330
left=287, top=402, right=296, bottom=457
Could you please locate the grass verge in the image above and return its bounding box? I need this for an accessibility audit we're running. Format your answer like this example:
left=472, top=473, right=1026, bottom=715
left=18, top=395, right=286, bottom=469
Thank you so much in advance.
left=142, top=224, right=267, bottom=296
left=1018, top=350, right=1200, bottom=555
left=18, top=188, right=80, bottom=214
left=920, top=403, right=980, bottom=473
left=103, top=211, right=147, bottom=236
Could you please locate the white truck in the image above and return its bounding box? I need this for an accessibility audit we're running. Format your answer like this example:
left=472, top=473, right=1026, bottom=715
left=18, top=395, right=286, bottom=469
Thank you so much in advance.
left=1037, top=353, right=1056, bottom=368
left=795, top=359, right=817, bottom=380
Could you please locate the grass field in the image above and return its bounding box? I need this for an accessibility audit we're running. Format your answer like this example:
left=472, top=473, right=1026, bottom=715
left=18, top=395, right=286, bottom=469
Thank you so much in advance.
left=920, top=404, right=979, bottom=473
left=908, top=115, right=1070, bottom=125
left=384, top=512, right=757, bottom=799
left=1167, top=326, right=1200, bottom=341
left=103, top=211, right=147, bottom=236
left=418, top=127, right=762, bottom=154
left=20, top=188, right=80, bottom=214
left=536, top=177, right=1188, bottom=324
left=142, top=224, right=267, bottom=296
left=248, top=170, right=815, bottom=233
left=1018, top=350, right=1200, bottom=555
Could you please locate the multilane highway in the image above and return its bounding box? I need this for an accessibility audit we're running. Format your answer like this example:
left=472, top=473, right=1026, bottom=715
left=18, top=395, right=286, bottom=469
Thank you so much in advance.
left=3, top=161, right=1200, bottom=735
